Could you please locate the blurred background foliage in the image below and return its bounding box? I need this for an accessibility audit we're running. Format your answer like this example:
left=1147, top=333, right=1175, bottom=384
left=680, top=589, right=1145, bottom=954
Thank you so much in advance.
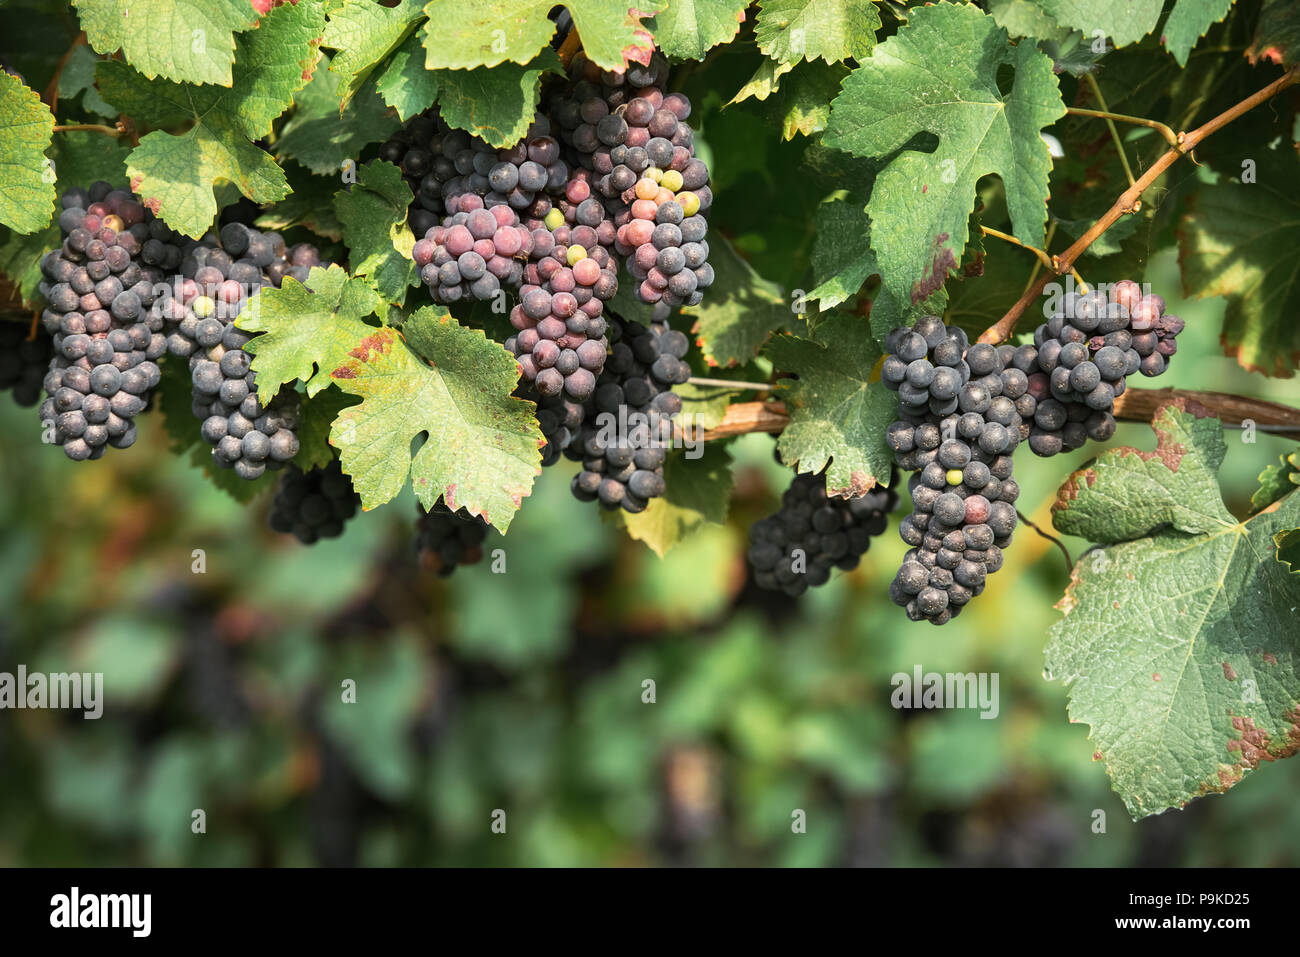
left=2, top=253, right=1299, bottom=867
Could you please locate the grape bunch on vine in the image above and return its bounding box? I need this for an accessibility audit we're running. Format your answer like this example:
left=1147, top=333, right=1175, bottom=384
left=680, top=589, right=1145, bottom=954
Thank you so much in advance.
left=1, top=0, right=1299, bottom=825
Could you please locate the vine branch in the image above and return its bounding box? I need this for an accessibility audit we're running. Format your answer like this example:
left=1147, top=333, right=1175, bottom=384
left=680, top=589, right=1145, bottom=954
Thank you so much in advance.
left=1017, top=509, right=1074, bottom=573
left=699, top=389, right=1300, bottom=443
left=686, top=376, right=773, bottom=392
left=42, top=30, right=87, bottom=113
left=1067, top=106, right=1180, bottom=150
left=53, top=123, right=123, bottom=137
left=980, top=225, right=1053, bottom=271
left=978, top=65, right=1300, bottom=347
left=982, top=224, right=1088, bottom=292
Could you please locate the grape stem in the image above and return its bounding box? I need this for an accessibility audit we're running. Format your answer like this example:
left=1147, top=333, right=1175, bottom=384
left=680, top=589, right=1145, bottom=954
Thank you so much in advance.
left=701, top=390, right=1300, bottom=443
left=1077, top=74, right=1140, bottom=185
left=686, top=376, right=773, bottom=391
left=1067, top=105, right=1181, bottom=154
left=979, top=225, right=1054, bottom=271
left=53, top=123, right=123, bottom=137
left=981, top=225, right=1088, bottom=292
left=978, top=64, right=1300, bottom=347
left=42, top=30, right=87, bottom=113
left=1020, top=221, right=1057, bottom=295
left=1017, top=509, right=1074, bottom=573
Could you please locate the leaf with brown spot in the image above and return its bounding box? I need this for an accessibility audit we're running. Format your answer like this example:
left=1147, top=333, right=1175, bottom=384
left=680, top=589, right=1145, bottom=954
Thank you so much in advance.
left=1052, top=400, right=1234, bottom=543
left=236, top=264, right=386, bottom=398
left=1046, top=401, right=1300, bottom=819
left=328, top=307, right=541, bottom=530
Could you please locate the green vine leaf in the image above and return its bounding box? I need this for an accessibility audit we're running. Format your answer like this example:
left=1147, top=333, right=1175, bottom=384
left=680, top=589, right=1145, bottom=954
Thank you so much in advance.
left=985, top=0, right=1067, bottom=41
left=806, top=196, right=871, bottom=312
left=333, top=161, right=419, bottom=308
left=73, top=0, right=257, bottom=86
left=620, top=443, right=733, bottom=556
left=327, top=308, right=542, bottom=529
left=650, top=0, right=748, bottom=61
left=0, top=73, right=55, bottom=234
left=728, top=57, right=794, bottom=106
left=431, top=50, right=562, bottom=148
left=321, top=0, right=425, bottom=109
left=771, top=60, right=849, bottom=140
left=1179, top=177, right=1300, bottom=378
left=275, top=54, right=402, bottom=176
left=124, top=124, right=290, bottom=238
left=420, top=0, right=664, bottom=73
left=376, top=37, right=563, bottom=137
left=1032, top=0, right=1163, bottom=50
left=94, top=0, right=326, bottom=237
left=1162, top=0, right=1235, bottom=66
left=55, top=45, right=116, bottom=118
left=296, top=385, right=362, bottom=472
left=374, top=32, right=442, bottom=121
left=766, top=313, right=894, bottom=496
left=684, top=232, right=796, bottom=367
left=731, top=59, right=848, bottom=141
left=824, top=2, right=1065, bottom=305
left=236, top=264, right=386, bottom=398
left=1252, top=448, right=1300, bottom=514
left=1051, top=400, right=1235, bottom=542
left=754, top=0, right=880, bottom=64
left=1046, top=400, right=1300, bottom=819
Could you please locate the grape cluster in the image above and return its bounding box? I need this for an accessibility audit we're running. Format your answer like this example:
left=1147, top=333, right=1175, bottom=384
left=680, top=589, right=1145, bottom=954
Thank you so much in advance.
left=378, top=53, right=715, bottom=413
left=520, top=384, right=585, bottom=466
left=549, top=53, right=713, bottom=307
left=392, top=120, right=618, bottom=400
left=158, top=224, right=318, bottom=479
left=412, top=198, right=529, bottom=303
left=748, top=468, right=898, bottom=596
left=37, top=183, right=185, bottom=460
left=268, top=459, right=360, bottom=544
left=0, top=322, right=53, bottom=407
left=882, top=317, right=1023, bottom=625
left=566, top=313, right=689, bottom=512
left=415, top=501, right=490, bottom=575
left=1019, top=281, right=1183, bottom=457
left=505, top=246, right=616, bottom=399
left=183, top=624, right=251, bottom=729
left=380, top=115, right=567, bottom=236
